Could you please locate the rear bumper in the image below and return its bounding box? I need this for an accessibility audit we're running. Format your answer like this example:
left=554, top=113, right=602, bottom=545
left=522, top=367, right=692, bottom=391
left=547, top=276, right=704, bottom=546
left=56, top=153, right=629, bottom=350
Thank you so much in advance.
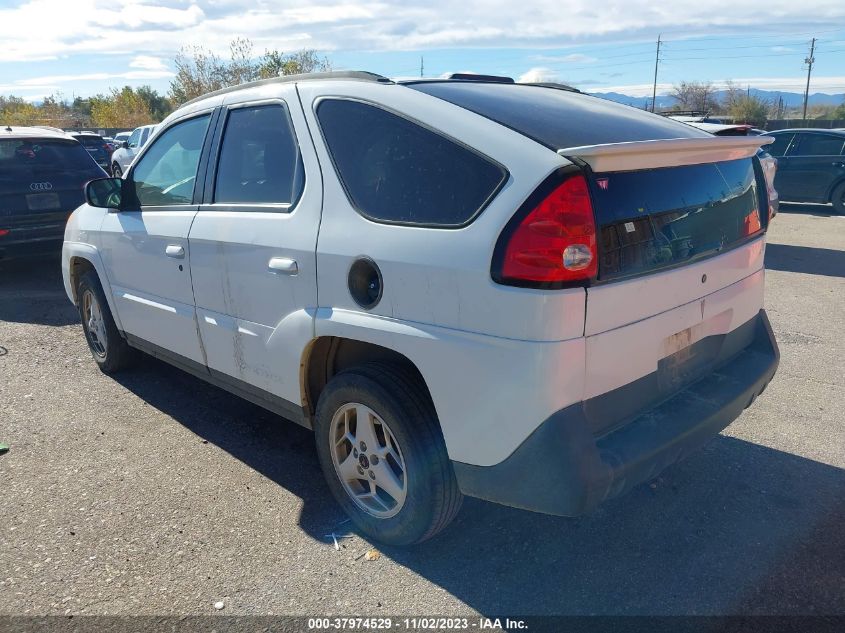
left=0, top=236, right=64, bottom=260
left=452, top=309, right=779, bottom=516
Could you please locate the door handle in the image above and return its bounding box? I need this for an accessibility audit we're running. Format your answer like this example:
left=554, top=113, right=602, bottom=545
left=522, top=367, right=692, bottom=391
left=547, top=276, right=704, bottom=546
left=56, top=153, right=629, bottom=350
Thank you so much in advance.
left=268, top=257, right=298, bottom=275
left=165, top=244, right=185, bottom=259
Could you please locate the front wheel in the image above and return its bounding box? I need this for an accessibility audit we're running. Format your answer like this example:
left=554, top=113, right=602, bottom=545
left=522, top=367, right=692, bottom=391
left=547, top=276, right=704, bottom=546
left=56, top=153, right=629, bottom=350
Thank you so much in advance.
left=77, top=270, right=136, bottom=373
left=111, top=163, right=122, bottom=178
left=314, top=362, right=462, bottom=546
left=831, top=181, right=845, bottom=215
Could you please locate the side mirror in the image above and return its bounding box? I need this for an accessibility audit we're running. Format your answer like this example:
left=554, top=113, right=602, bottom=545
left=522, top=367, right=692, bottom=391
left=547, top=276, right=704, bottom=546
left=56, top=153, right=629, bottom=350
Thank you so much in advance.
left=121, top=141, right=130, bottom=149
left=85, top=177, right=125, bottom=210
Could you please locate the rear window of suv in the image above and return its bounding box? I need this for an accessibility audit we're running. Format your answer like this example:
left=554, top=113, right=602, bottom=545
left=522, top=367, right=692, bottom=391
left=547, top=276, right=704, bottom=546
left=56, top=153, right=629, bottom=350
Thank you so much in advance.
left=407, top=81, right=709, bottom=150
left=591, top=158, right=763, bottom=281
left=316, top=99, right=507, bottom=227
left=0, top=138, right=103, bottom=191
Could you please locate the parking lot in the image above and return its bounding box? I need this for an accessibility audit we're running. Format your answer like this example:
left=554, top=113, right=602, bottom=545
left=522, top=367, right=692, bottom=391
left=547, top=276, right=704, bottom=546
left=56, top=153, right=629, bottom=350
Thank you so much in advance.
left=0, top=204, right=843, bottom=617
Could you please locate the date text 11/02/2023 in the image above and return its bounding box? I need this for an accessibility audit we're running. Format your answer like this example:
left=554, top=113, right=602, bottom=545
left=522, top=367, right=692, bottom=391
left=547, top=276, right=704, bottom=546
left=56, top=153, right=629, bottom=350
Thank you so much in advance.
left=307, top=617, right=529, bottom=630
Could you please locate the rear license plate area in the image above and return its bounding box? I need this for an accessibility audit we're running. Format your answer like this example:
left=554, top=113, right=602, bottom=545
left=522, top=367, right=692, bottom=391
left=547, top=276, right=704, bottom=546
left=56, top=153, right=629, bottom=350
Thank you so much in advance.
left=26, top=193, right=61, bottom=211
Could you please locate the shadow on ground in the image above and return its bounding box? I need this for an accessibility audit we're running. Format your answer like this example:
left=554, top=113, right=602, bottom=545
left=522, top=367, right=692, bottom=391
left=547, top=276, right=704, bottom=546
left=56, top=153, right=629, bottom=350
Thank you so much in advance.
left=0, top=254, right=78, bottom=326
left=112, top=354, right=845, bottom=616
left=765, top=243, right=845, bottom=278
left=5, top=243, right=843, bottom=616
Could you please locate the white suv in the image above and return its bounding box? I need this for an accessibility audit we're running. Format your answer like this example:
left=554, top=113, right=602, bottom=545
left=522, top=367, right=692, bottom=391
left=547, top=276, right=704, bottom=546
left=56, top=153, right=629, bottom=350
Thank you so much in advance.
left=62, top=71, right=779, bottom=545
left=109, top=124, right=156, bottom=178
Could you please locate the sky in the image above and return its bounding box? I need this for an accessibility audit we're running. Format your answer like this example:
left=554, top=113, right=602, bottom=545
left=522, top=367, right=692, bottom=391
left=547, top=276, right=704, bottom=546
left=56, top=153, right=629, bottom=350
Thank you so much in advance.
left=1, top=0, right=844, bottom=101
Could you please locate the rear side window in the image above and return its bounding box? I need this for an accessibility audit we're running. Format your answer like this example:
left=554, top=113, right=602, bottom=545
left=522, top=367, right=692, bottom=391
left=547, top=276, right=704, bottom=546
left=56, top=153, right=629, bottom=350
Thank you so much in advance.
left=214, top=104, right=304, bottom=206
left=793, top=134, right=845, bottom=156
left=592, top=158, right=762, bottom=281
left=765, top=133, right=793, bottom=157
left=316, top=99, right=507, bottom=226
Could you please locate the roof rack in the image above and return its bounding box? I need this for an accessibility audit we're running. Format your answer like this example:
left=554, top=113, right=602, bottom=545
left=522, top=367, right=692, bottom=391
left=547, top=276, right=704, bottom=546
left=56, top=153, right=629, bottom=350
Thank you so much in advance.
left=444, top=73, right=515, bottom=84
left=181, top=70, right=393, bottom=107
left=521, top=81, right=581, bottom=93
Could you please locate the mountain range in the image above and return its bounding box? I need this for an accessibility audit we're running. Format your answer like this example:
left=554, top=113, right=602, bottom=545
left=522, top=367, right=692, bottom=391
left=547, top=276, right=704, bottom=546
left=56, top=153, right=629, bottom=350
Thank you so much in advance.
left=589, top=89, right=845, bottom=111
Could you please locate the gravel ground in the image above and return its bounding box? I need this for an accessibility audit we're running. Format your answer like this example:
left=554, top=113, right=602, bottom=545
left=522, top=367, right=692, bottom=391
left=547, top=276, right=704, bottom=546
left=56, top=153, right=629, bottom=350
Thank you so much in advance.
left=0, top=204, right=843, bottom=617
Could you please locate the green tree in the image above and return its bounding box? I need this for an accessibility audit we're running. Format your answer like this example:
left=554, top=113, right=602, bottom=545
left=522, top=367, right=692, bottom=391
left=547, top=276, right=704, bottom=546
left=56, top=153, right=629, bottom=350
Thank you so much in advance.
left=169, top=38, right=331, bottom=105
left=135, top=85, right=173, bottom=121
left=90, top=87, right=154, bottom=128
left=0, top=96, right=40, bottom=126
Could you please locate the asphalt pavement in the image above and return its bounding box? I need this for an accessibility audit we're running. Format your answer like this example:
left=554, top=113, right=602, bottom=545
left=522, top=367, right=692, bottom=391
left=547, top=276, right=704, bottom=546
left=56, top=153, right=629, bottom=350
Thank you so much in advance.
left=0, top=204, right=843, bottom=617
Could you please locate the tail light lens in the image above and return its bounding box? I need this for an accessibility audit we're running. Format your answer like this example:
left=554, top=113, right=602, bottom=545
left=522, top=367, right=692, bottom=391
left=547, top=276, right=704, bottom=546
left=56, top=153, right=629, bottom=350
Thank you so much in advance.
left=493, top=173, right=597, bottom=287
left=0, top=229, right=10, bottom=237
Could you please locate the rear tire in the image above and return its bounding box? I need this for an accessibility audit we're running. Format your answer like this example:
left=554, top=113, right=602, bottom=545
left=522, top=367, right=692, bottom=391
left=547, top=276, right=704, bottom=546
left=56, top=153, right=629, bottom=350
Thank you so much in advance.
left=314, top=362, right=462, bottom=546
left=831, top=181, right=845, bottom=215
left=76, top=270, right=136, bottom=373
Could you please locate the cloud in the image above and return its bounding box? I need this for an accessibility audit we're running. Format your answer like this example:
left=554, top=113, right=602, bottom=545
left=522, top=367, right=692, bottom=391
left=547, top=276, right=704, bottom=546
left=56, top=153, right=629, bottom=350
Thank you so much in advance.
left=1, top=0, right=845, bottom=63
left=129, top=55, right=169, bottom=71
left=517, top=67, right=562, bottom=83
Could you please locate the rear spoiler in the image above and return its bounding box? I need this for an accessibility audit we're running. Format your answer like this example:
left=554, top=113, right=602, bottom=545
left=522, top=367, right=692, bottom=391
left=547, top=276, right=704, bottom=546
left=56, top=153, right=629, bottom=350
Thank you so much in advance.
left=558, top=136, right=774, bottom=172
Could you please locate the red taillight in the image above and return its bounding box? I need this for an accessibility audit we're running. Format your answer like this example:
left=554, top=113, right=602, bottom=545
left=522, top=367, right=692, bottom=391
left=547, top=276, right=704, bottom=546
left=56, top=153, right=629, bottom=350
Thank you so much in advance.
left=0, top=228, right=10, bottom=237
left=496, top=173, right=597, bottom=285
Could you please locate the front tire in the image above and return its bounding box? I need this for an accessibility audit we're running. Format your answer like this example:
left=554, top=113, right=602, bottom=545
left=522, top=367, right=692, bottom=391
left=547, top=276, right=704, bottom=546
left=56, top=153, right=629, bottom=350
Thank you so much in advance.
left=112, top=163, right=122, bottom=179
left=831, top=181, right=845, bottom=215
left=76, top=270, right=136, bottom=373
left=314, top=362, right=462, bottom=546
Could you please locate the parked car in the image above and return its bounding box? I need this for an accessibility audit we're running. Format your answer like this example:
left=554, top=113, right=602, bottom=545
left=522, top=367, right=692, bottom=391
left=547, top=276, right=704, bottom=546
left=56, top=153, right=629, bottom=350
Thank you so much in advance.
left=112, top=131, right=131, bottom=147
left=62, top=71, right=779, bottom=545
left=762, top=129, right=845, bottom=214
left=69, top=131, right=112, bottom=172
left=1, top=126, right=105, bottom=260
left=110, top=124, right=156, bottom=178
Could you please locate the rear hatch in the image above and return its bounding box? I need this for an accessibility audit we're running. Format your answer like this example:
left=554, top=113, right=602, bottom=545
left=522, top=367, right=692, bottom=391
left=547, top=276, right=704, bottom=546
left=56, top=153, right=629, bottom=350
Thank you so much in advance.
left=0, top=138, right=104, bottom=246
left=561, top=137, right=771, bottom=435
left=408, top=81, right=773, bottom=435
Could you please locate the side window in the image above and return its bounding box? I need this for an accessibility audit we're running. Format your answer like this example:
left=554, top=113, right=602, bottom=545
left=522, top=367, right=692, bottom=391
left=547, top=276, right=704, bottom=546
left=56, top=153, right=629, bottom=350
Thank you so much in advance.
left=764, top=133, right=793, bottom=157
left=793, top=134, right=845, bottom=157
left=140, top=128, right=150, bottom=147
left=214, top=104, right=304, bottom=206
left=127, top=129, right=141, bottom=149
left=316, top=99, right=507, bottom=226
left=131, top=115, right=210, bottom=207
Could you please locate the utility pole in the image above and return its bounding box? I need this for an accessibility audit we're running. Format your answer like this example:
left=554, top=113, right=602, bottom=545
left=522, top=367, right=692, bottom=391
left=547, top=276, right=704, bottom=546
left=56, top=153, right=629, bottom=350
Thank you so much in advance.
left=802, top=38, right=816, bottom=122
left=420, top=56, right=424, bottom=78
left=651, top=34, right=662, bottom=113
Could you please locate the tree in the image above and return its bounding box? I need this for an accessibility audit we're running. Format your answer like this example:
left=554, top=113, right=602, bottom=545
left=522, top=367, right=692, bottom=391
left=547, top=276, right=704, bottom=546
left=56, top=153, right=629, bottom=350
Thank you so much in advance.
left=722, top=82, right=770, bottom=127
left=671, top=81, right=719, bottom=112
left=136, top=85, right=173, bottom=121
left=0, top=96, right=39, bottom=126
left=169, top=38, right=331, bottom=105
left=90, top=87, right=154, bottom=128
left=831, top=98, right=845, bottom=120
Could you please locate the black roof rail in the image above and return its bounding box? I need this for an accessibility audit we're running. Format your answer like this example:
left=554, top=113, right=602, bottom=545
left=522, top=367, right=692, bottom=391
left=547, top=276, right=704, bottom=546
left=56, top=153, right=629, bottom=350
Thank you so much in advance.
left=180, top=70, right=393, bottom=107
left=521, top=81, right=581, bottom=93
left=445, top=73, right=515, bottom=83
